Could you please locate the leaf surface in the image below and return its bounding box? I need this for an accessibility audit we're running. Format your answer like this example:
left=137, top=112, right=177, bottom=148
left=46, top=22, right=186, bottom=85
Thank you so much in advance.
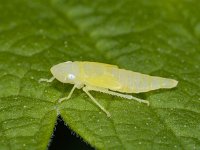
left=0, top=0, right=200, bottom=149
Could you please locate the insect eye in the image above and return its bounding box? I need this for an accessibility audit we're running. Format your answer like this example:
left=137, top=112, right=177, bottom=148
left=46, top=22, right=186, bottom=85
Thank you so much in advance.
left=68, top=74, right=75, bottom=80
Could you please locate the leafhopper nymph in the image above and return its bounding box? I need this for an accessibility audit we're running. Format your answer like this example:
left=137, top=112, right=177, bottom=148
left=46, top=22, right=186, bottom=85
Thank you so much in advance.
left=39, top=61, right=178, bottom=117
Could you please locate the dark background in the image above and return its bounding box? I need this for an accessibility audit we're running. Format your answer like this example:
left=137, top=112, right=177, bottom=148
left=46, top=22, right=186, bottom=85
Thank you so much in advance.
left=49, top=116, right=94, bottom=150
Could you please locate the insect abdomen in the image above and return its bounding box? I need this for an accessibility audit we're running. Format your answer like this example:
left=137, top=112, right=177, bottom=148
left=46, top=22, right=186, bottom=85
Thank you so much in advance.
left=76, top=61, right=178, bottom=93
left=115, top=69, right=178, bottom=93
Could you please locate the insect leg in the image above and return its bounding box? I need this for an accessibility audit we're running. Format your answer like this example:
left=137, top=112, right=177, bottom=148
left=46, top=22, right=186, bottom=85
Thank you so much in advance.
left=58, top=85, right=77, bottom=103
left=86, top=86, right=149, bottom=106
left=83, top=87, right=111, bottom=117
left=39, top=77, right=55, bottom=83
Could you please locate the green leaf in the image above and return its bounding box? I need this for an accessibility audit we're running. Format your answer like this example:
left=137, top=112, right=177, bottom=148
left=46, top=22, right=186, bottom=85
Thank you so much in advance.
left=0, top=0, right=200, bottom=149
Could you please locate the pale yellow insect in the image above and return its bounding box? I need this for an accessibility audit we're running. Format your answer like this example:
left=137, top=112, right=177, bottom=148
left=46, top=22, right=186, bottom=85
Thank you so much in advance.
left=39, top=61, right=178, bottom=117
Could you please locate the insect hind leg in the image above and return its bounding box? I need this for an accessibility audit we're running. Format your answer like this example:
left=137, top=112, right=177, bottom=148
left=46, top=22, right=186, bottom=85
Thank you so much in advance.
left=83, top=87, right=111, bottom=117
left=86, top=86, right=149, bottom=106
